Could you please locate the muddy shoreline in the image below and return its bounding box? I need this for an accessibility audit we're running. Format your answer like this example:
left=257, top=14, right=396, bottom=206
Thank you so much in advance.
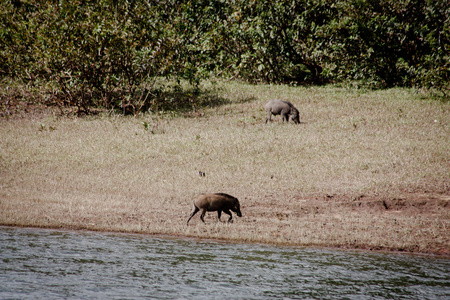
left=2, top=193, right=448, bottom=257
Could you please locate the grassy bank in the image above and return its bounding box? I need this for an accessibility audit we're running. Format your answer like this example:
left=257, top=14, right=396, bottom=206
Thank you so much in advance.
left=1, top=81, right=449, bottom=255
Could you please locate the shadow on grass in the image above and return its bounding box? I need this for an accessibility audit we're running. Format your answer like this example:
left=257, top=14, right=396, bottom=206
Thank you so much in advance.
left=143, top=86, right=256, bottom=115
left=0, top=80, right=257, bottom=118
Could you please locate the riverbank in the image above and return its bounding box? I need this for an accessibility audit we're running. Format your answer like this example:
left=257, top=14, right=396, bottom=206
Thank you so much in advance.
left=1, top=81, right=449, bottom=255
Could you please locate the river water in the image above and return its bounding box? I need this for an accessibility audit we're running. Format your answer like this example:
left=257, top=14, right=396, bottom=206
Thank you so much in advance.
left=1, top=227, right=449, bottom=299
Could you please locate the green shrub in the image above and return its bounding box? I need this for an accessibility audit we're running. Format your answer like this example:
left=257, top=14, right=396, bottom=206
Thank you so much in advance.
left=1, top=0, right=447, bottom=114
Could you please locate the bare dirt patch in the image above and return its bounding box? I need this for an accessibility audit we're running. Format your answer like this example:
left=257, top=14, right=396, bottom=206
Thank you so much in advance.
left=349, top=193, right=449, bottom=213
left=237, top=192, right=450, bottom=256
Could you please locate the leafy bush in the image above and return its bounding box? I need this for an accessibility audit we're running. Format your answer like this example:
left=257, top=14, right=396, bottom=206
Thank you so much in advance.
left=0, top=0, right=448, bottom=115
left=328, top=0, right=449, bottom=92
left=0, top=0, right=213, bottom=115
left=204, top=1, right=332, bottom=83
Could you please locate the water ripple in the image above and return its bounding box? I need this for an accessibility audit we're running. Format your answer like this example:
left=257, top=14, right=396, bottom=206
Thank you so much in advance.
left=1, top=227, right=449, bottom=299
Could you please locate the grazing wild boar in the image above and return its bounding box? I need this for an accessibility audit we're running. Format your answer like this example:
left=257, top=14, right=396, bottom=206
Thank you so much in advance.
left=264, top=99, right=300, bottom=124
left=187, top=193, right=242, bottom=224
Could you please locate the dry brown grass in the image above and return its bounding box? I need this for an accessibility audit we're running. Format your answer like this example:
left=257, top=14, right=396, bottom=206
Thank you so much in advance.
left=1, top=81, right=449, bottom=255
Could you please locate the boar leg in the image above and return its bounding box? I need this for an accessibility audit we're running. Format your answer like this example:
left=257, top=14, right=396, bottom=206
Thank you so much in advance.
left=222, top=209, right=233, bottom=222
left=265, top=111, right=272, bottom=123
left=187, top=206, right=199, bottom=224
left=200, top=209, right=207, bottom=223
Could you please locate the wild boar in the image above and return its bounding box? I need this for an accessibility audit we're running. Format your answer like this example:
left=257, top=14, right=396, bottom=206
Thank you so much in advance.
left=186, top=193, right=242, bottom=224
left=264, top=99, right=300, bottom=124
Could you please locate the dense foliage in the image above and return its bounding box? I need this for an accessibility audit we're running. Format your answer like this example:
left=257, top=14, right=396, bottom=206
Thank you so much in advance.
left=1, top=0, right=448, bottom=114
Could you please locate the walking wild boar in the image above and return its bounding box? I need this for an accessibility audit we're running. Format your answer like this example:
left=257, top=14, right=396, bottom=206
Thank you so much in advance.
left=264, top=99, right=300, bottom=124
left=186, top=193, right=242, bottom=224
